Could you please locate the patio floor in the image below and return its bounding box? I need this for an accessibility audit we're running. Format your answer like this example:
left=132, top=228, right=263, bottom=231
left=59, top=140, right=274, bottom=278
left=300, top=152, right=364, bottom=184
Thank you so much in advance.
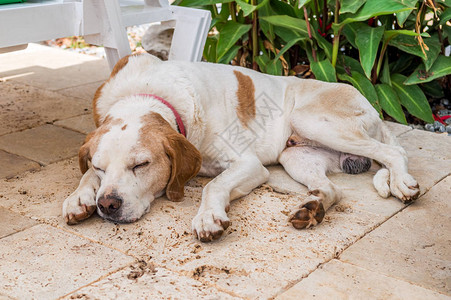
left=0, top=44, right=450, bottom=299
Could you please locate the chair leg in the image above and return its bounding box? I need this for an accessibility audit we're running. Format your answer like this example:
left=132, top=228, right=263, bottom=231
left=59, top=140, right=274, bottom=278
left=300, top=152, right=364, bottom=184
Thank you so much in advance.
left=102, top=0, right=132, bottom=69
left=168, top=6, right=211, bottom=62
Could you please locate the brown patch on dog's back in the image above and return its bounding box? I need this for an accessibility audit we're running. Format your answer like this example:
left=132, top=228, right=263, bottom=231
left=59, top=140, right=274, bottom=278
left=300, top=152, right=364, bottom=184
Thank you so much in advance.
left=234, top=70, right=255, bottom=128
left=121, top=124, right=127, bottom=131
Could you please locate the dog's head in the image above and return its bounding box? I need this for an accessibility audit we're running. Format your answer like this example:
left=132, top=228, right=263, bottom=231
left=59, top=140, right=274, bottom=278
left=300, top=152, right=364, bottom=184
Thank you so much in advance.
left=79, top=108, right=201, bottom=223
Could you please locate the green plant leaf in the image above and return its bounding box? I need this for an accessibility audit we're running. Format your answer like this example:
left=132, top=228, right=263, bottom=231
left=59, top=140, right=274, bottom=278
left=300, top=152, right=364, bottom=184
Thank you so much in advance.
left=218, top=45, right=240, bottom=64
left=273, top=26, right=303, bottom=43
left=203, top=36, right=217, bottom=62
left=216, top=21, right=252, bottom=61
left=313, top=30, right=334, bottom=60
left=274, top=38, right=305, bottom=61
left=297, top=0, right=311, bottom=8
left=375, top=83, right=407, bottom=124
left=395, top=0, right=418, bottom=26
left=311, top=59, right=337, bottom=82
left=334, top=0, right=415, bottom=28
left=388, top=34, right=426, bottom=59
left=440, top=0, right=451, bottom=7
left=439, top=8, right=451, bottom=25
left=336, top=55, right=365, bottom=75
left=404, top=55, right=451, bottom=85
left=396, top=10, right=411, bottom=27
left=423, top=34, right=441, bottom=71
left=355, top=25, right=385, bottom=79
left=338, top=71, right=379, bottom=107
left=342, top=23, right=365, bottom=48
left=340, top=0, right=366, bottom=14
left=178, top=0, right=234, bottom=6
left=422, top=80, right=445, bottom=99
left=266, top=57, right=283, bottom=76
left=256, top=52, right=270, bottom=73
left=260, top=15, right=309, bottom=37
left=391, top=74, right=433, bottom=123
left=235, top=0, right=257, bottom=16
left=380, top=55, right=391, bottom=85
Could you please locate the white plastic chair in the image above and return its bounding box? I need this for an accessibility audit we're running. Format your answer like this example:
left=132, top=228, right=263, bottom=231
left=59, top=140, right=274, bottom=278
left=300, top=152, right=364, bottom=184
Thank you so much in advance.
left=0, top=0, right=211, bottom=69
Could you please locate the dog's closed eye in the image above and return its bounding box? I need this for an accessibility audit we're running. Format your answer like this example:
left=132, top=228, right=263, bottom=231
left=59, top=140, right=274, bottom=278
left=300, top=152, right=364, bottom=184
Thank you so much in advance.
left=93, top=165, right=105, bottom=173
left=132, top=161, right=150, bottom=172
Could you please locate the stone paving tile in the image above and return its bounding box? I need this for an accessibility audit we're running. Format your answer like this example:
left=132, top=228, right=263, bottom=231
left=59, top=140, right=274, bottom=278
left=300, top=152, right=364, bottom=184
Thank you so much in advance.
left=340, top=176, right=451, bottom=295
left=0, top=207, right=38, bottom=239
left=267, top=166, right=406, bottom=218
left=0, top=158, right=81, bottom=222
left=58, top=186, right=380, bottom=299
left=63, top=262, right=239, bottom=299
left=0, top=44, right=109, bottom=91
left=54, top=113, right=96, bottom=135
left=0, top=224, right=135, bottom=299
left=56, top=80, right=105, bottom=101
left=0, top=81, right=91, bottom=136
left=0, top=150, right=40, bottom=179
left=0, top=124, right=85, bottom=165
left=277, top=259, right=449, bottom=300
left=384, top=120, right=413, bottom=136
left=398, top=129, right=451, bottom=194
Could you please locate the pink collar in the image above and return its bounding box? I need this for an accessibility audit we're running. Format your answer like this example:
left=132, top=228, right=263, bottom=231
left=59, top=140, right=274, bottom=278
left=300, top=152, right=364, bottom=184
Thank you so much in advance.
left=136, top=93, right=186, bottom=137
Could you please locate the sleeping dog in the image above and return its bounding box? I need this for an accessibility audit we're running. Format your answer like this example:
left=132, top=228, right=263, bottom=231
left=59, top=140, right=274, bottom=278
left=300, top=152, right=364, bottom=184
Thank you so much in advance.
left=63, top=53, right=419, bottom=242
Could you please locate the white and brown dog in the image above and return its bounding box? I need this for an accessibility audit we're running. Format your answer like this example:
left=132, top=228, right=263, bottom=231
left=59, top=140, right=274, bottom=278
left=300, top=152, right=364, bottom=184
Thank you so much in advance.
left=63, top=53, right=420, bottom=242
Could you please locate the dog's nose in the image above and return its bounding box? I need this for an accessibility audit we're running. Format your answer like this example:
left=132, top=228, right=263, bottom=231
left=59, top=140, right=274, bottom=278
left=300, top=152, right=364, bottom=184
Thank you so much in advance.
left=97, top=195, right=122, bottom=215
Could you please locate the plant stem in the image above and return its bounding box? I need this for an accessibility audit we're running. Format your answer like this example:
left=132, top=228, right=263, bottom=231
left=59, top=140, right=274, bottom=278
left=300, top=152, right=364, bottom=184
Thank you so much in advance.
left=322, top=0, right=327, bottom=34
left=211, top=4, right=218, bottom=17
left=331, top=0, right=340, bottom=67
left=437, top=26, right=445, bottom=54
left=229, top=3, right=236, bottom=22
left=303, top=6, right=317, bottom=62
left=251, top=0, right=258, bottom=70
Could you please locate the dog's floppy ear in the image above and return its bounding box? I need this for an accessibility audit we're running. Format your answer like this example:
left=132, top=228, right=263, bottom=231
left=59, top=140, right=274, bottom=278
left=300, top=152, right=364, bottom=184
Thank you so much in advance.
left=164, top=134, right=202, bottom=201
left=78, top=132, right=95, bottom=174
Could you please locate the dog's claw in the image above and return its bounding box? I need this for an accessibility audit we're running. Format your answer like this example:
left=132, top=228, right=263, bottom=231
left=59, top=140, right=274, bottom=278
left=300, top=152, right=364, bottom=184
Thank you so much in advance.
left=290, top=200, right=325, bottom=229
left=192, top=210, right=230, bottom=242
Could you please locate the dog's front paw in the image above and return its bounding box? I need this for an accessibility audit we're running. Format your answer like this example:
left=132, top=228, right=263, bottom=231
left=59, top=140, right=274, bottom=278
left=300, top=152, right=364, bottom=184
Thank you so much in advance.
left=390, top=173, right=420, bottom=204
left=62, top=188, right=97, bottom=225
left=289, top=196, right=325, bottom=229
left=192, top=209, right=230, bottom=242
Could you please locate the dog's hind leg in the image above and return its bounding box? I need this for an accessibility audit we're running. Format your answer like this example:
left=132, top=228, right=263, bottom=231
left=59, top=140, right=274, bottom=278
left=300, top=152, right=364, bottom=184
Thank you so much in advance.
left=279, top=146, right=343, bottom=229
left=289, top=109, right=419, bottom=203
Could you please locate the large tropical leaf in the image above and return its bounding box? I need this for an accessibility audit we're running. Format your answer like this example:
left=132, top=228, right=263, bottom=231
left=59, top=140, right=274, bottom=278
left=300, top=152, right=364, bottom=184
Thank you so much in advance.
left=342, top=23, right=365, bottom=48
left=260, top=15, right=309, bottom=37
left=334, top=0, right=415, bottom=28
left=404, top=55, right=451, bottom=85
left=178, top=0, right=234, bottom=6
left=336, top=55, right=365, bottom=75
left=375, top=83, right=407, bottom=124
left=340, top=0, right=366, bottom=14
left=311, top=59, right=337, bottom=82
left=216, top=21, right=252, bottom=61
left=391, top=74, right=433, bottom=123
left=423, top=35, right=442, bottom=71
left=388, top=34, right=426, bottom=59
left=355, top=25, right=385, bottom=79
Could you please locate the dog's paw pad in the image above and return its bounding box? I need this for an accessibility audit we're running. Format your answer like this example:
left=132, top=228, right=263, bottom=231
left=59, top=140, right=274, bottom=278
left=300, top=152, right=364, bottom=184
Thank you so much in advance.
left=391, top=174, right=420, bottom=204
left=192, top=210, right=230, bottom=242
left=65, top=204, right=96, bottom=225
left=63, top=190, right=97, bottom=225
left=290, top=200, right=325, bottom=229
